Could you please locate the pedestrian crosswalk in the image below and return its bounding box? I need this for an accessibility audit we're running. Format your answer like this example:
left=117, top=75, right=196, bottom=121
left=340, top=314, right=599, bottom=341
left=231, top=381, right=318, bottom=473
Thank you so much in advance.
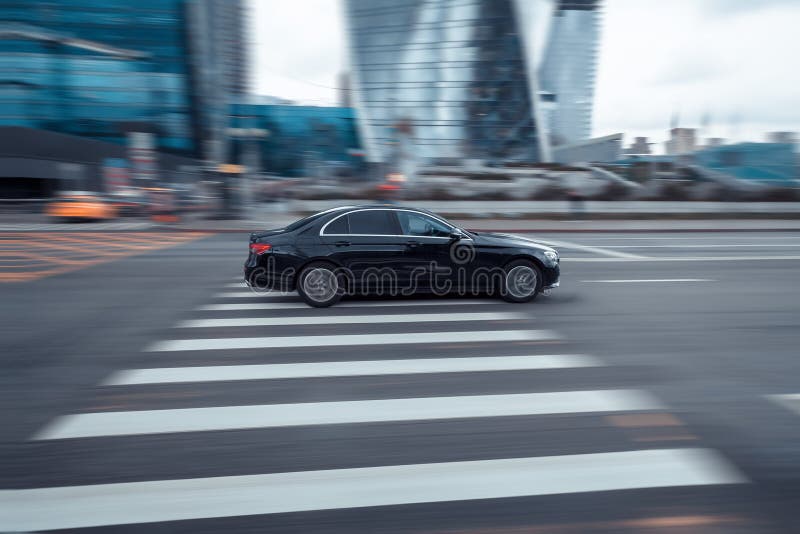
left=6, top=283, right=750, bottom=532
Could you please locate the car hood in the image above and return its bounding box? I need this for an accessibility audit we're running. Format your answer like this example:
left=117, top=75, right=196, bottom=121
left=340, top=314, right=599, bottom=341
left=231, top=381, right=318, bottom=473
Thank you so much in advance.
left=469, top=231, right=557, bottom=253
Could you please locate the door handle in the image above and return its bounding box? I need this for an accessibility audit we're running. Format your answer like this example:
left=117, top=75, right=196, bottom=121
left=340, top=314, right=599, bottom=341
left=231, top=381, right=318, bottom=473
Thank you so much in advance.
left=406, top=240, right=420, bottom=248
left=334, top=240, right=351, bottom=247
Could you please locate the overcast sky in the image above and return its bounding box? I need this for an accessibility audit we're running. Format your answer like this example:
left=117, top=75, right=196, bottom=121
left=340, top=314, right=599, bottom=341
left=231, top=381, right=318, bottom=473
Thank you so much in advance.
left=250, top=0, right=800, bottom=151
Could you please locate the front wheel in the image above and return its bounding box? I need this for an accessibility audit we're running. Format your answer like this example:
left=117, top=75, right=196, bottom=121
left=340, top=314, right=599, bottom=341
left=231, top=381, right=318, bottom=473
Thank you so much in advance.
left=500, top=259, right=542, bottom=303
left=297, top=262, right=344, bottom=308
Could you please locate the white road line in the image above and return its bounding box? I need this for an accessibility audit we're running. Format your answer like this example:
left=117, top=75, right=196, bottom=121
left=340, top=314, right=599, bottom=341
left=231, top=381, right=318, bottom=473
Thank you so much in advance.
left=535, top=238, right=646, bottom=259
left=34, top=389, right=662, bottom=439
left=104, top=354, right=601, bottom=385
left=215, top=291, right=294, bottom=298
left=581, top=279, right=714, bottom=284
left=0, top=448, right=746, bottom=531
left=147, top=329, right=559, bottom=352
left=177, top=312, right=527, bottom=328
left=198, top=299, right=502, bottom=311
left=564, top=255, right=800, bottom=263
left=766, top=394, right=800, bottom=415
left=600, top=244, right=800, bottom=249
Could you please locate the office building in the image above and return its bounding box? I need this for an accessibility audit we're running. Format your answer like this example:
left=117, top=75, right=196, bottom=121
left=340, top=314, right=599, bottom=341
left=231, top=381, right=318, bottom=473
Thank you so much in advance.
left=230, top=103, right=363, bottom=177
left=665, top=128, right=697, bottom=155
left=538, top=0, right=602, bottom=146
left=345, top=0, right=554, bottom=166
left=344, top=0, right=602, bottom=167
left=0, top=0, right=246, bottom=160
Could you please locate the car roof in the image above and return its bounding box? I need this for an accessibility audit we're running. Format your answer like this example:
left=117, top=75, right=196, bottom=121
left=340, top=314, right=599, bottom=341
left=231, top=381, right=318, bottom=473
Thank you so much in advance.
left=348, top=204, right=439, bottom=215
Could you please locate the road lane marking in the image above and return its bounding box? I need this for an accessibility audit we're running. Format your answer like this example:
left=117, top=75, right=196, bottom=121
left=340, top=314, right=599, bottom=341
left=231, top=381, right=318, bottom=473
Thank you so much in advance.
left=35, top=389, right=662, bottom=439
left=601, top=244, right=800, bottom=249
left=564, top=255, right=800, bottom=262
left=766, top=394, right=800, bottom=415
left=0, top=448, right=746, bottom=531
left=581, top=279, right=714, bottom=283
left=0, top=232, right=210, bottom=283
left=176, top=312, right=527, bottom=328
left=198, top=299, right=506, bottom=311
left=535, top=238, right=646, bottom=259
left=215, top=291, right=294, bottom=298
left=104, top=354, right=601, bottom=385
left=147, top=329, right=559, bottom=352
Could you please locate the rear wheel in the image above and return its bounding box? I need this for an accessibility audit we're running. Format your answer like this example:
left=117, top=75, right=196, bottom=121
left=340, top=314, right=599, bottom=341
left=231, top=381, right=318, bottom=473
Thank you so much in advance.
left=297, top=261, right=344, bottom=308
left=500, top=259, right=542, bottom=303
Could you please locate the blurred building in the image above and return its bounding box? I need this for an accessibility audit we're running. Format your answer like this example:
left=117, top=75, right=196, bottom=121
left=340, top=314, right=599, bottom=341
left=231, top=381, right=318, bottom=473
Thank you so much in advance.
left=337, top=72, right=352, bottom=108
left=665, top=128, right=697, bottom=155
left=704, top=137, right=725, bottom=149
left=625, top=136, right=653, bottom=155
left=767, top=131, right=798, bottom=146
left=552, top=132, right=621, bottom=164
left=345, top=0, right=603, bottom=168
left=345, top=0, right=546, bottom=165
left=694, top=142, right=797, bottom=184
left=538, top=0, right=602, bottom=147
left=0, top=1, right=246, bottom=162
left=230, top=103, right=363, bottom=178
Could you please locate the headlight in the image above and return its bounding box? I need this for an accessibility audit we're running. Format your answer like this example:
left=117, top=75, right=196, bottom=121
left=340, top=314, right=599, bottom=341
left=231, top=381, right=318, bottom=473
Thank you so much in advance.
left=543, top=250, right=559, bottom=266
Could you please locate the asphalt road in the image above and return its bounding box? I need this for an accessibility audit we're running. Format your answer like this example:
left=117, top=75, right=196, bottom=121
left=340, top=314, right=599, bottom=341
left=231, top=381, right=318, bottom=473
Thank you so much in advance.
left=2, top=230, right=800, bottom=533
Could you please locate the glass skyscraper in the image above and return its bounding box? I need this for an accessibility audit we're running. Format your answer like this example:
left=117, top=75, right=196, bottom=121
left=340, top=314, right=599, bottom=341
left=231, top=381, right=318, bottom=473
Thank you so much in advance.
left=539, top=0, right=602, bottom=146
left=345, top=0, right=601, bottom=166
left=0, top=0, right=245, bottom=159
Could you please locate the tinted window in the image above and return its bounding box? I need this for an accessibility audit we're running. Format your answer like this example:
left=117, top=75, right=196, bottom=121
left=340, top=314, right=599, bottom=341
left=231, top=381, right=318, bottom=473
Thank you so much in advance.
left=286, top=209, right=345, bottom=232
left=324, top=215, right=349, bottom=234
left=397, top=211, right=452, bottom=237
left=347, top=210, right=398, bottom=235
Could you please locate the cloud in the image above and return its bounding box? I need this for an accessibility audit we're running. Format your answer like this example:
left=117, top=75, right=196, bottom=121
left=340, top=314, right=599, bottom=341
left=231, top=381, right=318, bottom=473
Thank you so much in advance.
left=249, top=0, right=344, bottom=104
left=250, top=0, right=800, bottom=148
left=593, top=0, right=800, bottom=148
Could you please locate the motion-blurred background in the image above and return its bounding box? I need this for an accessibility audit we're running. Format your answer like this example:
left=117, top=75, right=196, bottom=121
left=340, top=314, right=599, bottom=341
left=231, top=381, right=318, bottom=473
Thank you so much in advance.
left=0, top=0, right=798, bottom=220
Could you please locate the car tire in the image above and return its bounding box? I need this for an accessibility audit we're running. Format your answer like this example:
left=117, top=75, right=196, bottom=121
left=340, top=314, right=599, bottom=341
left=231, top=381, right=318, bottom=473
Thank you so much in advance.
left=500, top=259, right=542, bottom=303
left=297, top=261, right=345, bottom=308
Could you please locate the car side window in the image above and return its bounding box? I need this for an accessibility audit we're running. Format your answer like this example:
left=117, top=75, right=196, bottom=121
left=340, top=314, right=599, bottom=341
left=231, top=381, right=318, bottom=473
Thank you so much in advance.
left=397, top=211, right=452, bottom=237
left=324, top=215, right=349, bottom=234
left=346, top=210, right=399, bottom=235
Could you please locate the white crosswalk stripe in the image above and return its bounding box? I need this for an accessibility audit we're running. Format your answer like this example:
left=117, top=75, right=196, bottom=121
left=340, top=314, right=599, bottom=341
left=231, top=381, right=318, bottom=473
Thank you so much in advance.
left=147, top=329, right=560, bottom=352
left=0, top=448, right=745, bottom=532
left=104, top=354, right=601, bottom=385
left=177, top=311, right=527, bottom=328
left=35, top=389, right=660, bottom=440
left=198, top=298, right=503, bottom=310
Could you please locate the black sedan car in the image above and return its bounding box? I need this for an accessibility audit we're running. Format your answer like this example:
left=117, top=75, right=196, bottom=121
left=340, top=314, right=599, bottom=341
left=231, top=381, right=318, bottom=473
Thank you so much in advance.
left=244, top=205, right=560, bottom=307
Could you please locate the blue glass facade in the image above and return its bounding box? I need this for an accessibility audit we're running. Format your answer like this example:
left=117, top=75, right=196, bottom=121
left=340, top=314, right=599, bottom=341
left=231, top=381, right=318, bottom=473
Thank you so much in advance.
left=694, top=143, right=797, bottom=184
left=0, top=1, right=245, bottom=157
left=231, top=104, right=362, bottom=177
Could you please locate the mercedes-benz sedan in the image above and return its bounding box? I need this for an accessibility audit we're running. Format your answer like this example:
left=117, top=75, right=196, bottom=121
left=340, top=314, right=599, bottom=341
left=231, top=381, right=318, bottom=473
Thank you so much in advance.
left=244, top=205, right=560, bottom=307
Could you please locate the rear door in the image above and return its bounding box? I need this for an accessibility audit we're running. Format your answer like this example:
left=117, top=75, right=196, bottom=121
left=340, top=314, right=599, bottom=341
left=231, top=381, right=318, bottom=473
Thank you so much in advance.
left=320, top=209, right=409, bottom=295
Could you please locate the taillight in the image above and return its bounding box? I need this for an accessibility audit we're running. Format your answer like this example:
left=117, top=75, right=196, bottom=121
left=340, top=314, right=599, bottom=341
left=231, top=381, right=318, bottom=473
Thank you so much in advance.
left=249, top=243, right=272, bottom=255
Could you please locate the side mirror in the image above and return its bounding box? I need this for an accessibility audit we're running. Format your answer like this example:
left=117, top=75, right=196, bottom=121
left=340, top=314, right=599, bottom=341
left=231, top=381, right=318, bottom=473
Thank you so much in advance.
left=449, top=229, right=465, bottom=241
